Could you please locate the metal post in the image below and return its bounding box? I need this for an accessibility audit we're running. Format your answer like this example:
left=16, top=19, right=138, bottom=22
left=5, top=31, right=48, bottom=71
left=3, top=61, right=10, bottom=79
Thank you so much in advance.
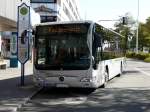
left=136, top=0, right=139, bottom=53
left=21, top=64, right=25, bottom=86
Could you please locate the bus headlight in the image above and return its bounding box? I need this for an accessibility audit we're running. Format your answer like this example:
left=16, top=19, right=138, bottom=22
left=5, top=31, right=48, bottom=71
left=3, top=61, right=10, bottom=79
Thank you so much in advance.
left=80, top=78, right=91, bottom=82
left=92, top=76, right=97, bottom=81
left=34, top=75, right=44, bottom=82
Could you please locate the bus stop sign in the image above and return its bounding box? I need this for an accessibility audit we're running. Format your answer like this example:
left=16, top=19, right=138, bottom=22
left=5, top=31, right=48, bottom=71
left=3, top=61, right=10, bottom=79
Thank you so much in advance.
left=17, top=3, right=30, bottom=64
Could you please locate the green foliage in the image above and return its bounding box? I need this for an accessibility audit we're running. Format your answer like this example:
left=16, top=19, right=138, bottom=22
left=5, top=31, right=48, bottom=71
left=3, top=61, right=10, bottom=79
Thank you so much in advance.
left=126, top=52, right=150, bottom=61
left=114, top=13, right=136, bottom=51
left=102, top=52, right=124, bottom=60
left=135, top=52, right=150, bottom=60
left=137, top=17, right=150, bottom=51
left=114, top=13, right=150, bottom=52
left=126, top=52, right=136, bottom=58
left=138, top=23, right=150, bottom=49
left=144, top=57, right=150, bottom=62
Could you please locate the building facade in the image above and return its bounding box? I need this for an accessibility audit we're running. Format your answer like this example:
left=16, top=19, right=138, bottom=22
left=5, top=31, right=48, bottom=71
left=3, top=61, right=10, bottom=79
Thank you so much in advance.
left=0, top=0, right=19, bottom=31
left=0, top=0, right=30, bottom=58
left=31, top=0, right=80, bottom=22
left=0, top=0, right=81, bottom=58
left=0, top=0, right=19, bottom=58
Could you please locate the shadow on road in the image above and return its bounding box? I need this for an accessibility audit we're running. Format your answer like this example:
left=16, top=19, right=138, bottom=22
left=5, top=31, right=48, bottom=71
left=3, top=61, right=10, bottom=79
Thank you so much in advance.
left=0, top=75, right=37, bottom=111
left=123, top=70, right=140, bottom=74
left=19, top=87, right=150, bottom=112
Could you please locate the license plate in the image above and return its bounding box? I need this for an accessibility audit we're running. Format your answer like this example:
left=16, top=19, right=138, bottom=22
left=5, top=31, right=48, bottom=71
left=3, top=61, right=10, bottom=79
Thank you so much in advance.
left=56, top=84, right=69, bottom=88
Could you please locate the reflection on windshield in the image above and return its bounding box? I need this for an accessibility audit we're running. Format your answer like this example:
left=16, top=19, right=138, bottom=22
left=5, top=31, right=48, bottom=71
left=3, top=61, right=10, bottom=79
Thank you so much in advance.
left=35, top=34, right=90, bottom=70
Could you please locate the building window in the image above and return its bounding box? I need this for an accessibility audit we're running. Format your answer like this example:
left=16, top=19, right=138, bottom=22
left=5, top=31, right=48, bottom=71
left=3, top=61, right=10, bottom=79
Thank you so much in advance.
left=41, top=16, right=57, bottom=22
left=31, top=0, right=56, bottom=3
left=63, top=4, right=72, bottom=20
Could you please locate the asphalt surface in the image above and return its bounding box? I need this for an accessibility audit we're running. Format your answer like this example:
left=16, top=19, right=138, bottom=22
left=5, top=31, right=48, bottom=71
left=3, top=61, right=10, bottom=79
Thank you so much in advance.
left=17, top=59, right=150, bottom=112
left=0, top=60, right=39, bottom=112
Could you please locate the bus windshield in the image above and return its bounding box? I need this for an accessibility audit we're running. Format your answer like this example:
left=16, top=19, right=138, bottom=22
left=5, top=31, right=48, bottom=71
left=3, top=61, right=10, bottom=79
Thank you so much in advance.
left=34, top=23, right=91, bottom=70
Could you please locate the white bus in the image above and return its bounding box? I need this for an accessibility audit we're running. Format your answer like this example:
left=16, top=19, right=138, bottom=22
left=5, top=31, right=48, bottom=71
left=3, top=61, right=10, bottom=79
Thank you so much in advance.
left=33, top=21, right=125, bottom=89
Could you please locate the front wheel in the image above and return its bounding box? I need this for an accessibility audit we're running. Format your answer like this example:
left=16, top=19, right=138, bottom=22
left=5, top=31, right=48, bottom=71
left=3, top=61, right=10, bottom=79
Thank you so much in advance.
left=105, top=67, right=109, bottom=82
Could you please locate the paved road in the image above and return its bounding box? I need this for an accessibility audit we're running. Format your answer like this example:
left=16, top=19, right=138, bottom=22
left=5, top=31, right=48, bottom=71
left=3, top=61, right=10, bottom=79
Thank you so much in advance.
left=0, top=61, right=38, bottom=112
left=106, top=59, right=150, bottom=89
left=18, top=59, right=150, bottom=112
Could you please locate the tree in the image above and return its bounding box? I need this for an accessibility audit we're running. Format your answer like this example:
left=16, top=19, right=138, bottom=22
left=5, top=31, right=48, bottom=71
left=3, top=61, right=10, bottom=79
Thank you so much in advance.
left=137, top=18, right=150, bottom=51
left=114, top=12, right=136, bottom=51
left=114, top=13, right=150, bottom=53
left=143, top=18, right=150, bottom=50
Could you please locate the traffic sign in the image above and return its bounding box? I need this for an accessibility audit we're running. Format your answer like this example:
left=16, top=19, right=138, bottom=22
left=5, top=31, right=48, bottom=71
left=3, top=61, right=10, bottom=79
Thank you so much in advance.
left=17, top=2, right=30, bottom=86
left=17, top=3, right=30, bottom=64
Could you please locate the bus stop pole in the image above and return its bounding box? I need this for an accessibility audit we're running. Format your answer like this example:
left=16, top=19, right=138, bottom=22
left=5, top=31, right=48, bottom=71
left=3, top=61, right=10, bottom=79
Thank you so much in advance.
left=21, top=63, right=25, bottom=86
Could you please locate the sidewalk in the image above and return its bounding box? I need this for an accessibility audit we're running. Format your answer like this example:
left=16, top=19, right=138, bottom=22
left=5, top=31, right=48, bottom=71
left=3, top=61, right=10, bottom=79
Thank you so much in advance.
left=0, top=60, right=39, bottom=112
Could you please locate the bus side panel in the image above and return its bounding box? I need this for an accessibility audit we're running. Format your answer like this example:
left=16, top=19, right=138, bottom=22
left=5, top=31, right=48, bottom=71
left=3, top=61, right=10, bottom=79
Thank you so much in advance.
left=104, top=57, right=124, bottom=80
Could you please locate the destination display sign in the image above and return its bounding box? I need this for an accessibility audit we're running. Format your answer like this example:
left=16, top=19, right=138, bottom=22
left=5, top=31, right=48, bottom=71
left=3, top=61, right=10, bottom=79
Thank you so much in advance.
left=37, top=24, right=90, bottom=35
left=48, top=27, right=81, bottom=33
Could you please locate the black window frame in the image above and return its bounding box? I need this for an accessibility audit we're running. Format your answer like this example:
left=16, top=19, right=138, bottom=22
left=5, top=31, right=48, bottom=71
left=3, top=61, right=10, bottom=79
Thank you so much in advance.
left=40, top=16, right=57, bottom=23
left=30, top=0, right=56, bottom=3
left=92, top=24, right=103, bottom=69
left=92, top=23, right=125, bottom=61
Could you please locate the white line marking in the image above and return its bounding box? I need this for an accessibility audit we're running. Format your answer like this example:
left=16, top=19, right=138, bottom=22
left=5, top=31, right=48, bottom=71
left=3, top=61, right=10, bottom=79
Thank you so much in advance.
left=135, top=67, right=150, bottom=76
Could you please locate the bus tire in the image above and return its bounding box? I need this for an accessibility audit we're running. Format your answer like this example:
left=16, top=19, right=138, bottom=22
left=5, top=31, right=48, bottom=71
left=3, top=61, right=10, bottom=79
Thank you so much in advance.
left=105, top=66, right=109, bottom=82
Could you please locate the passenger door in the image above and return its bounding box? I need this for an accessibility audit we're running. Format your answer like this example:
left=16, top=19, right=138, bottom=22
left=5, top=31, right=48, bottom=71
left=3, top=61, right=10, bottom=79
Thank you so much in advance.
left=92, top=24, right=104, bottom=86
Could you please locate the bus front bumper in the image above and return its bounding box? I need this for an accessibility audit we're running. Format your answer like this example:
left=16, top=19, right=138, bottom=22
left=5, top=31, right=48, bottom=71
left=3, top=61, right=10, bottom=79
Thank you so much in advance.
left=33, top=76, right=98, bottom=89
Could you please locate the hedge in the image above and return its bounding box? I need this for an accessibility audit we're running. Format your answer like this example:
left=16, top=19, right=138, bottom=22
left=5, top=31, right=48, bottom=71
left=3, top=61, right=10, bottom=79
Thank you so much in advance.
left=144, top=57, right=150, bottom=62
left=126, top=52, right=150, bottom=62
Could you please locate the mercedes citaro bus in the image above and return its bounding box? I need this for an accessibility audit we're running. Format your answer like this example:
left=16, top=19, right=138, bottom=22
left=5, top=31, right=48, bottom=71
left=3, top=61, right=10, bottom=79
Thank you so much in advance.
left=32, top=21, right=125, bottom=89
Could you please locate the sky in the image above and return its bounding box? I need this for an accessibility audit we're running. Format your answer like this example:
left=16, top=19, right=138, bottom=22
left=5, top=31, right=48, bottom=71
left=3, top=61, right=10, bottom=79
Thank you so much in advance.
left=78, top=0, right=150, bottom=28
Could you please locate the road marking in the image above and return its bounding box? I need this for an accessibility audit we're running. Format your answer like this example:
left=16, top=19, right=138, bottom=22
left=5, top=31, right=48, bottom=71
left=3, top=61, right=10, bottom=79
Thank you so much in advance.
left=134, top=67, right=150, bottom=77
left=16, top=87, right=43, bottom=112
left=40, top=97, right=87, bottom=105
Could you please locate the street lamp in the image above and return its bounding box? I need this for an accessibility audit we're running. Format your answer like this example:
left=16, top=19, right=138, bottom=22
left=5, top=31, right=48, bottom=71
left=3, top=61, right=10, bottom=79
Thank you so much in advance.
left=136, top=0, right=139, bottom=53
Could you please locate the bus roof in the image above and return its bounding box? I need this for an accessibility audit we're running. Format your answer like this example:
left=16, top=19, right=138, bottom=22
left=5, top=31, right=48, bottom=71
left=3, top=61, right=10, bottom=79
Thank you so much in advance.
left=35, top=20, right=124, bottom=38
left=35, top=20, right=94, bottom=27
